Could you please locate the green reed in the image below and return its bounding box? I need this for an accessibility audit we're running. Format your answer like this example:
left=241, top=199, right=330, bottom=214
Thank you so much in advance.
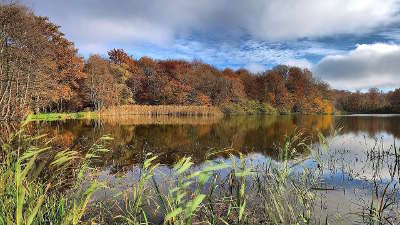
left=111, top=130, right=326, bottom=225
left=0, top=125, right=336, bottom=224
left=0, top=125, right=109, bottom=225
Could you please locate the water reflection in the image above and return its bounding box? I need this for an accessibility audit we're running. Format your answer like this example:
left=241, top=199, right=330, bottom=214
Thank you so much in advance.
left=28, top=115, right=400, bottom=171
left=26, top=114, right=400, bottom=223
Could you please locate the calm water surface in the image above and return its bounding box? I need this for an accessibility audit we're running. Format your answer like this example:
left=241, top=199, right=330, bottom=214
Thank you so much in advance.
left=31, top=114, right=400, bottom=223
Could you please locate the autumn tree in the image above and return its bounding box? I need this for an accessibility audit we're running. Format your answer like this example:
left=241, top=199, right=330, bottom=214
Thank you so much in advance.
left=236, top=69, right=263, bottom=101
left=83, top=55, right=132, bottom=110
left=108, top=48, right=132, bottom=66
left=0, top=3, right=85, bottom=120
left=263, top=70, right=291, bottom=111
left=388, top=88, right=400, bottom=112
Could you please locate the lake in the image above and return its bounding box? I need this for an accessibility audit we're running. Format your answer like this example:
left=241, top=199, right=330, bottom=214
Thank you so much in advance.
left=30, top=114, right=400, bottom=223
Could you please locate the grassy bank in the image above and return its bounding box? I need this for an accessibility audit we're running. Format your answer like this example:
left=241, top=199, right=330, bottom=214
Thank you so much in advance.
left=29, top=103, right=274, bottom=122
left=26, top=103, right=342, bottom=123
left=25, top=111, right=98, bottom=122
left=25, top=105, right=221, bottom=122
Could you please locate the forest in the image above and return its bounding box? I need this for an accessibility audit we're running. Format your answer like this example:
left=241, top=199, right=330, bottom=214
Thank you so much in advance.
left=1, top=3, right=400, bottom=121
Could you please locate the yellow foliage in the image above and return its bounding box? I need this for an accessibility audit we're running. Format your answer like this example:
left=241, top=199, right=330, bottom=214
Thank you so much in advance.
left=322, top=100, right=333, bottom=114
left=313, top=97, right=324, bottom=113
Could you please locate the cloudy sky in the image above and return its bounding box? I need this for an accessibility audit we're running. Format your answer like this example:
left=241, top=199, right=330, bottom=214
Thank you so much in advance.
left=22, top=0, right=400, bottom=91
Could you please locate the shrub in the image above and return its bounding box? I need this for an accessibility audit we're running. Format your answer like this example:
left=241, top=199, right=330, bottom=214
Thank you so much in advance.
left=221, top=101, right=277, bottom=115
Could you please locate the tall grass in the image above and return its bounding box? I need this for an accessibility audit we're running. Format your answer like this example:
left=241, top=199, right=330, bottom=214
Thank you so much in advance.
left=0, top=124, right=109, bottom=224
left=100, top=105, right=223, bottom=117
left=0, top=125, right=326, bottom=224
left=109, top=131, right=327, bottom=224
left=354, top=139, right=400, bottom=225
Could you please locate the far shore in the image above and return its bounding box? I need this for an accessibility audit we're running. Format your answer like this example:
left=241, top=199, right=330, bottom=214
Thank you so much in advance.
left=22, top=104, right=372, bottom=123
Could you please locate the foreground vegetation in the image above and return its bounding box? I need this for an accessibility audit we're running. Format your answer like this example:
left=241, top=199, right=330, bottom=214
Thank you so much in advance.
left=1, top=121, right=399, bottom=224
left=0, top=125, right=318, bottom=224
left=0, top=125, right=111, bottom=224
left=2, top=3, right=400, bottom=122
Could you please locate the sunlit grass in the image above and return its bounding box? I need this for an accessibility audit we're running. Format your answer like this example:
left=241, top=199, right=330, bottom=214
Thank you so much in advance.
left=25, top=112, right=98, bottom=122
left=101, top=105, right=223, bottom=117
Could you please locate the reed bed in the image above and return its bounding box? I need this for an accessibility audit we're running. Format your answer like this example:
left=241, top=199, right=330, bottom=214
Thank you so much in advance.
left=86, top=131, right=325, bottom=224
left=0, top=125, right=111, bottom=225
left=100, top=105, right=223, bottom=117
left=98, top=114, right=222, bottom=126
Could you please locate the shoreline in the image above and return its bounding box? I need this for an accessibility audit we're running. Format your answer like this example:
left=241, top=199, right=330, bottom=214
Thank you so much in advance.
left=24, top=105, right=400, bottom=122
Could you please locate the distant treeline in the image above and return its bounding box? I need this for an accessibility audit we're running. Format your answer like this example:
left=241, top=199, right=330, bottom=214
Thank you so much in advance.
left=334, top=89, right=400, bottom=114
left=1, top=3, right=399, bottom=121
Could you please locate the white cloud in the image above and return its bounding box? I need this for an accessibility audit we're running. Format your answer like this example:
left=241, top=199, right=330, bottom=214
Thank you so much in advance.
left=314, top=43, right=400, bottom=90
left=245, top=63, right=266, bottom=73
left=148, top=39, right=313, bottom=70
left=24, top=0, right=400, bottom=51
left=286, top=59, right=312, bottom=69
left=254, top=0, right=400, bottom=40
left=78, top=43, right=108, bottom=55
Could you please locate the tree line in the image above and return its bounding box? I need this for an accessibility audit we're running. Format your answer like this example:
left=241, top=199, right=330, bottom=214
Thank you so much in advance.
left=1, top=3, right=399, bottom=121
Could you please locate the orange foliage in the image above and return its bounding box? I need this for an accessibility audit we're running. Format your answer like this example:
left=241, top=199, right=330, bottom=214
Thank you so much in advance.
left=2, top=2, right=398, bottom=120
left=322, top=100, right=334, bottom=114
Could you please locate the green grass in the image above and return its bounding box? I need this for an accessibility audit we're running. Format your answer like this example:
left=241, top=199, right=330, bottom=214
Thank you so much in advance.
left=0, top=126, right=110, bottom=225
left=25, top=112, right=98, bottom=122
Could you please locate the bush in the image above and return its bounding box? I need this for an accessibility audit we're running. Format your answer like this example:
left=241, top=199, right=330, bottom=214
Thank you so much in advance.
left=221, top=101, right=277, bottom=115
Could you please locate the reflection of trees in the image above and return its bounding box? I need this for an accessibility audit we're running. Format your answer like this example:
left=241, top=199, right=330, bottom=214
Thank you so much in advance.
left=28, top=115, right=400, bottom=173
left=213, top=115, right=333, bottom=159
left=339, top=116, right=400, bottom=138
left=98, top=115, right=222, bottom=126
left=29, top=115, right=339, bottom=171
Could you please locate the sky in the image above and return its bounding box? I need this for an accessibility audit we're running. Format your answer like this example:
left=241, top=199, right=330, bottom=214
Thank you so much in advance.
left=21, top=0, right=400, bottom=91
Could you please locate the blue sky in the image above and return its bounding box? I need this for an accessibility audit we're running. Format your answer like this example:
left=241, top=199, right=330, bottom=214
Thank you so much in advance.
left=23, top=0, right=400, bottom=91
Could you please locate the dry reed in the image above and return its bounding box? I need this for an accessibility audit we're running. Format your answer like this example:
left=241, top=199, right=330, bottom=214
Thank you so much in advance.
left=97, top=114, right=222, bottom=126
left=100, top=105, right=223, bottom=117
